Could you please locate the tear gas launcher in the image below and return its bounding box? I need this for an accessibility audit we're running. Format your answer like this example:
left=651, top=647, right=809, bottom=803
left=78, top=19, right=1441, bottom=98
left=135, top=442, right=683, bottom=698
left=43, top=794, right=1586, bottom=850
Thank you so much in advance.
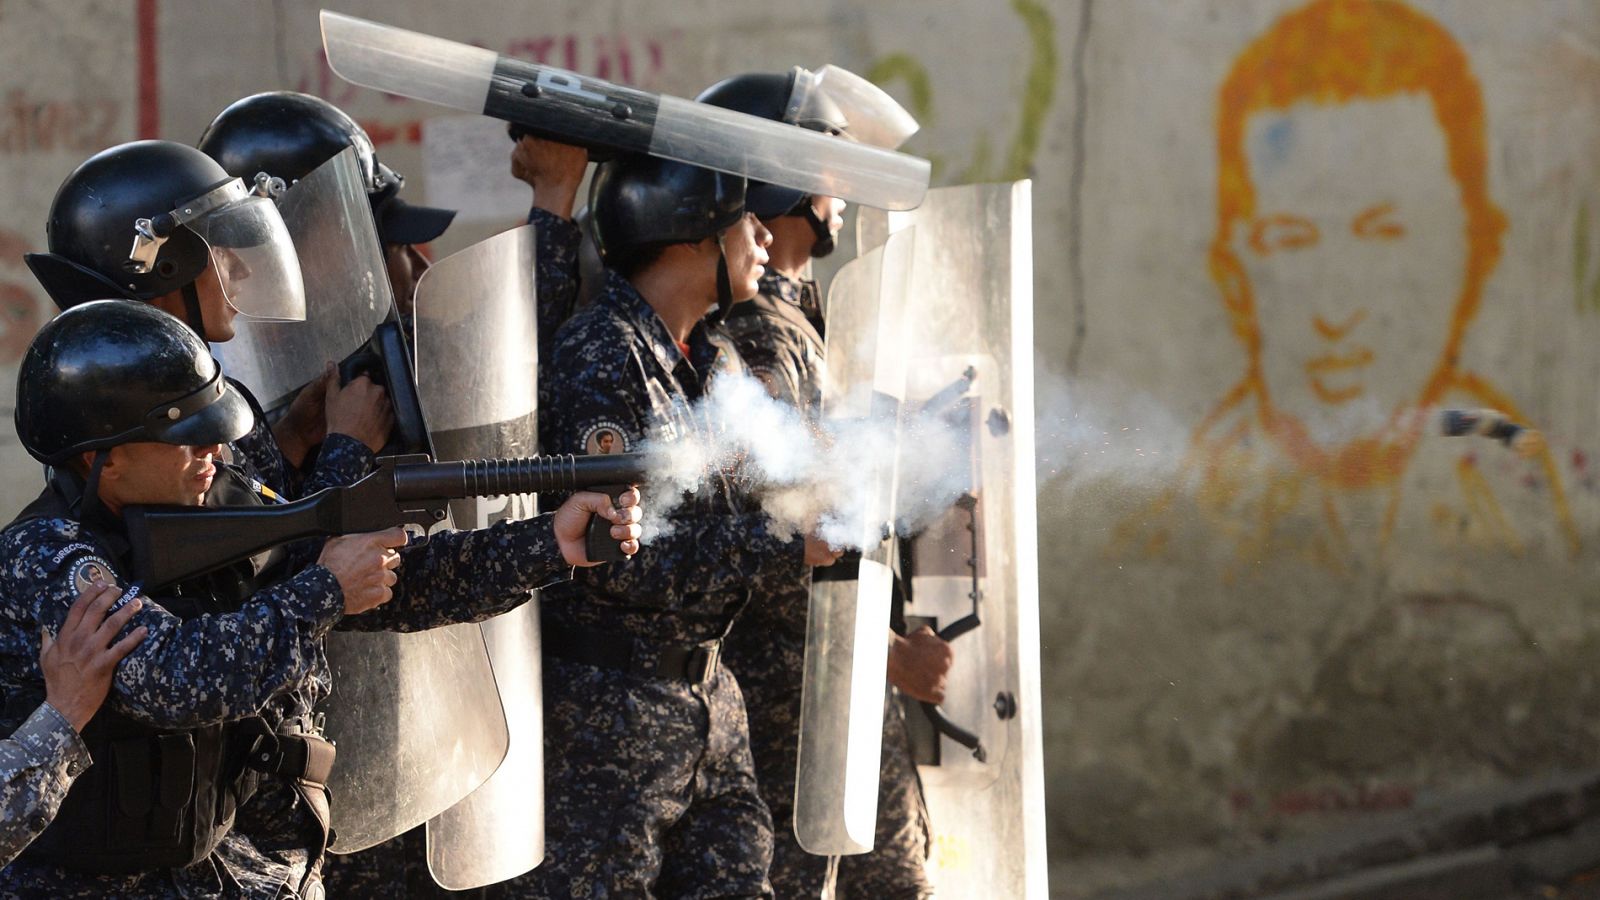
left=124, top=452, right=650, bottom=590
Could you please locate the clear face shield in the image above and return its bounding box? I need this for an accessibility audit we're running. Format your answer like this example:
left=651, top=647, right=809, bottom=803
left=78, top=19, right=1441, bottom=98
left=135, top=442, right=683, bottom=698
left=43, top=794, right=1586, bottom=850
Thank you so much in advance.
left=788, top=65, right=920, bottom=151
left=128, top=178, right=308, bottom=322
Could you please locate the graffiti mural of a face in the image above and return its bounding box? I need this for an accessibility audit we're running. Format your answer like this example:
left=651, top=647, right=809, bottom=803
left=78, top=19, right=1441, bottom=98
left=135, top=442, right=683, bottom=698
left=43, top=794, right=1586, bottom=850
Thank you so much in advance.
left=1242, top=97, right=1466, bottom=438
left=1210, top=0, right=1506, bottom=487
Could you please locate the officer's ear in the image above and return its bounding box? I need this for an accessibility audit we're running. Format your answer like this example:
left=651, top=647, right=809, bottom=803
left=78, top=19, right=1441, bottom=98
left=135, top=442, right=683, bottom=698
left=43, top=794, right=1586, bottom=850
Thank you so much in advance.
left=94, top=446, right=131, bottom=484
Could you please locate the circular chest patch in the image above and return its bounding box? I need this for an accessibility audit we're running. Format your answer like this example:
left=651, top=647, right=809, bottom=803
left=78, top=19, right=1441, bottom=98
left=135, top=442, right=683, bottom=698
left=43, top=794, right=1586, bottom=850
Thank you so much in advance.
left=583, top=421, right=629, bottom=456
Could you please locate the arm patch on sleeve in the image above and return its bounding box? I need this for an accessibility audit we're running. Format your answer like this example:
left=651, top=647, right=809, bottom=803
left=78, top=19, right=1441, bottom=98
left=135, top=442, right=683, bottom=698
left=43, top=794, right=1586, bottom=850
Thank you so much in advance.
left=67, top=555, right=119, bottom=597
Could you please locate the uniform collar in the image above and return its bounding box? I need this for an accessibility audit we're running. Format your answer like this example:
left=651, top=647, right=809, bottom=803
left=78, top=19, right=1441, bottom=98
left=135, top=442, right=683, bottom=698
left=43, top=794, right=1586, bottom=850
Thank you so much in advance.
left=759, top=270, right=824, bottom=336
left=601, top=269, right=721, bottom=379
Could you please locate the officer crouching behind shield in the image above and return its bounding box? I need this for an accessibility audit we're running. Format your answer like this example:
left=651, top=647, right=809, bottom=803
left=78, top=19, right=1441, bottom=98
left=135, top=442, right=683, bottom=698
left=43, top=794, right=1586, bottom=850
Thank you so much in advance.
left=3, top=141, right=643, bottom=897
left=481, top=149, right=840, bottom=898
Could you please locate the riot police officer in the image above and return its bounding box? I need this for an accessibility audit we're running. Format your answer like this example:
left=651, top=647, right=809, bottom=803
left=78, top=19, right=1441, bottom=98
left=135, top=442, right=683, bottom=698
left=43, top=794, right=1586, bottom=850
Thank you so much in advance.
left=198, top=90, right=457, bottom=313
left=699, top=69, right=951, bottom=899
left=14, top=142, right=643, bottom=897
left=0, top=300, right=410, bottom=896
left=200, top=91, right=487, bottom=898
left=486, top=153, right=833, bottom=898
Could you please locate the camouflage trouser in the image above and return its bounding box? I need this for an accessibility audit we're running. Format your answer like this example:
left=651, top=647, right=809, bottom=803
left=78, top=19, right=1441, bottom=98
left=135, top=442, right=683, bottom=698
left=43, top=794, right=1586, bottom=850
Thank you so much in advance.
left=832, top=696, right=934, bottom=900
left=322, top=825, right=484, bottom=899
left=743, top=678, right=934, bottom=900
left=485, top=655, right=773, bottom=899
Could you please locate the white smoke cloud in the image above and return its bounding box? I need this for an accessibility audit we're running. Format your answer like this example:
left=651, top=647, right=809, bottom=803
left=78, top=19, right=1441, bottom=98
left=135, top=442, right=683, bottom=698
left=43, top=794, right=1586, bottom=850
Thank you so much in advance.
left=1032, top=368, right=1188, bottom=493
left=634, top=364, right=1466, bottom=547
left=633, top=370, right=981, bottom=550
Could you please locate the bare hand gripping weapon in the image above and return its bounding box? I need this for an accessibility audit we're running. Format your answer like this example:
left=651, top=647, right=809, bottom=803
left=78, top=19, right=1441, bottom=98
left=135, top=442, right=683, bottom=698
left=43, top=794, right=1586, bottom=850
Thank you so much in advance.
left=124, top=453, right=648, bottom=590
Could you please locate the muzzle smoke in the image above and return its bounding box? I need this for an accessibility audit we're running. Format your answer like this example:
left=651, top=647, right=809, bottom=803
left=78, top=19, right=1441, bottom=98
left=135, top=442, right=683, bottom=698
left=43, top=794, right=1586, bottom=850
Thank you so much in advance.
left=634, top=371, right=981, bottom=550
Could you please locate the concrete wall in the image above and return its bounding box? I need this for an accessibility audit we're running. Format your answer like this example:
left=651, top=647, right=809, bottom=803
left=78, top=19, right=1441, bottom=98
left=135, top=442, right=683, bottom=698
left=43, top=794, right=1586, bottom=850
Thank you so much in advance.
left=3, top=0, right=1599, bottom=897
left=1047, top=0, right=1600, bottom=895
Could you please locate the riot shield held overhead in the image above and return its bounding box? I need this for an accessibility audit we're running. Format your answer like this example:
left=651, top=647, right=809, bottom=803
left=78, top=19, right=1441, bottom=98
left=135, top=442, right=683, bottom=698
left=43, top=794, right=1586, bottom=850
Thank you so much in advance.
left=221, top=146, right=394, bottom=410
left=794, top=227, right=915, bottom=855
left=877, top=182, right=1047, bottom=899
left=408, top=225, right=548, bottom=890
left=320, top=11, right=929, bottom=211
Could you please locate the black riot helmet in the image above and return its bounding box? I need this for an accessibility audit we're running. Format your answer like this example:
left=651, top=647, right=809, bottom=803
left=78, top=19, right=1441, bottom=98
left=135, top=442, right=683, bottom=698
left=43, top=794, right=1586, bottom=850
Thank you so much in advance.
left=590, top=154, right=746, bottom=266
left=697, top=66, right=919, bottom=257
left=23, top=140, right=307, bottom=333
left=198, top=91, right=455, bottom=246
left=16, top=301, right=253, bottom=466
left=590, top=154, right=748, bottom=320
left=696, top=69, right=844, bottom=221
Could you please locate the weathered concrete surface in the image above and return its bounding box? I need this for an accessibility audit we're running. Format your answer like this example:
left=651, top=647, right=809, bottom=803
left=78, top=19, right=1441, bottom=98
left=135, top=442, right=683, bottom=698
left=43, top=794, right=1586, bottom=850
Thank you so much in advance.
left=6, top=1, right=1600, bottom=898
left=1045, top=1, right=1600, bottom=896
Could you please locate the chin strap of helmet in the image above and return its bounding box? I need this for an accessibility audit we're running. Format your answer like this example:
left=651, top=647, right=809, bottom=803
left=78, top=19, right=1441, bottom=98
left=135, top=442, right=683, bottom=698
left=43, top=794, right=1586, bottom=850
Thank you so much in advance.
left=787, top=197, right=836, bottom=259
left=710, top=235, right=735, bottom=326
left=77, top=450, right=111, bottom=522
left=180, top=282, right=208, bottom=339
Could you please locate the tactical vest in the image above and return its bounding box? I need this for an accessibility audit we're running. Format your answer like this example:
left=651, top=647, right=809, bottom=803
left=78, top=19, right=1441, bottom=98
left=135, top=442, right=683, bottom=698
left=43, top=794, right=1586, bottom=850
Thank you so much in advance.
left=5, top=465, right=288, bottom=874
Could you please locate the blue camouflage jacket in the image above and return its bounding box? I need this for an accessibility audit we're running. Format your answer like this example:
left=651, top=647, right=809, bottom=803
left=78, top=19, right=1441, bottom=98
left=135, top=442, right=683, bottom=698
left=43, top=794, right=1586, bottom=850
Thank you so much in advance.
left=0, top=702, right=91, bottom=868
left=538, top=264, right=802, bottom=646
left=0, top=378, right=571, bottom=896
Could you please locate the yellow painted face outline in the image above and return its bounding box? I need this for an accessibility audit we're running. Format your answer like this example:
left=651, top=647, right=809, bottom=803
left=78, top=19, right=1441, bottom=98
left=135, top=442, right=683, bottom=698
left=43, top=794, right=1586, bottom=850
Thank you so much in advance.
left=1208, top=0, right=1505, bottom=486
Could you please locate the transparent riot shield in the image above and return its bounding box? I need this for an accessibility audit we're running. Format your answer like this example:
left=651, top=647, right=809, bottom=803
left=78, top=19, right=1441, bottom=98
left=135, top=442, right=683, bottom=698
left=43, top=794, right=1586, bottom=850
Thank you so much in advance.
left=321, top=229, right=543, bottom=855
left=408, top=224, right=548, bottom=890
left=322, top=625, right=507, bottom=852
left=867, top=182, right=1047, bottom=898
left=794, top=228, right=915, bottom=854
left=221, top=146, right=394, bottom=410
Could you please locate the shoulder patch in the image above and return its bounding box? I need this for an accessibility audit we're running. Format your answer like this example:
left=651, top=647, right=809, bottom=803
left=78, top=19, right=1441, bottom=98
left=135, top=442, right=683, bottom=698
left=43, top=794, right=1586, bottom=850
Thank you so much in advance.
left=583, top=421, right=630, bottom=456
left=68, top=555, right=118, bottom=596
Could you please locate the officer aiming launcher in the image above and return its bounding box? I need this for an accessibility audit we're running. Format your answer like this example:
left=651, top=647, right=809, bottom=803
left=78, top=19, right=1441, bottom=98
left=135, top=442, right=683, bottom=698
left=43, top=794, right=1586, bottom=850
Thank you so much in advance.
left=126, top=452, right=649, bottom=590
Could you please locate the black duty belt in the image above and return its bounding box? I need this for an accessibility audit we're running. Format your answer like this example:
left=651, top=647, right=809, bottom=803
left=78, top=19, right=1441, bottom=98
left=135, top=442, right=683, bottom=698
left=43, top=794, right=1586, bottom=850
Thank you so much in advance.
left=238, top=718, right=337, bottom=787
left=543, top=620, right=722, bottom=686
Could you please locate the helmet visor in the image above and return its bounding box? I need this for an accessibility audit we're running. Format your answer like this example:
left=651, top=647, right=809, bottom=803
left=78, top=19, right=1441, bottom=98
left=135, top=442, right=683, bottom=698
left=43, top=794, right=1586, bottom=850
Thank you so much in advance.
left=790, top=66, right=920, bottom=151
left=191, top=194, right=307, bottom=322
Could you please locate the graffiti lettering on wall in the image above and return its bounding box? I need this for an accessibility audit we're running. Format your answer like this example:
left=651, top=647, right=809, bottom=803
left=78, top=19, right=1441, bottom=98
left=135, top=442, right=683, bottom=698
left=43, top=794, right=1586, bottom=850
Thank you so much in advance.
left=296, top=33, right=672, bottom=149
left=1118, top=0, right=1578, bottom=574
left=867, top=0, right=1057, bottom=183
left=1229, top=782, right=1415, bottom=818
left=0, top=90, right=119, bottom=155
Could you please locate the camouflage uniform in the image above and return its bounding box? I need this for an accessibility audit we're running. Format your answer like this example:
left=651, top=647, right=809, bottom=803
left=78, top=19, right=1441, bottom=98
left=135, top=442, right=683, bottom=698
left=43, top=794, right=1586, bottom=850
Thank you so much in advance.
left=0, top=493, right=343, bottom=897
left=0, top=377, right=573, bottom=898
left=485, top=245, right=802, bottom=897
left=721, top=270, right=934, bottom=900
left=0, top=702, right=89, bottom=867
left=529, top=208, right=585, bottom=359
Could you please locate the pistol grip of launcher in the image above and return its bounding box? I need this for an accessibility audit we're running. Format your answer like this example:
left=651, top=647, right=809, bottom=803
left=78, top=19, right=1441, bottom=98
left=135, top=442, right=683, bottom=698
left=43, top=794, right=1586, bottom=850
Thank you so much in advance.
left=584, top=484, right=631, bottom=563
